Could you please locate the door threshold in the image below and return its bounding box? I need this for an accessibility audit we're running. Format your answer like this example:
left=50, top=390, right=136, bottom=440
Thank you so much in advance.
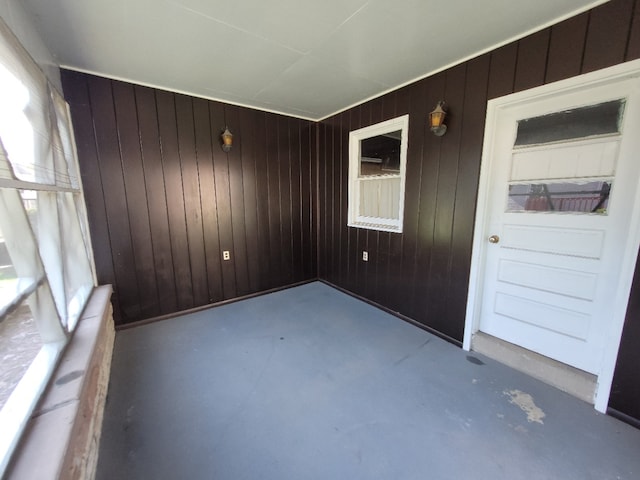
left=471, top=332, right=596, bottom=404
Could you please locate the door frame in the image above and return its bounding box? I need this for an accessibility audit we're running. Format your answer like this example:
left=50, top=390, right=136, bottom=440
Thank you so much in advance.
left=463, top=58, right=640, bottom=413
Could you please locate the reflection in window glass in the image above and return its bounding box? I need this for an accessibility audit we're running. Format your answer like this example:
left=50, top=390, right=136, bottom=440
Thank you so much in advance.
left=19, top=190, right=37, bottom=236
left=0, top=301, right=41, bottom=412
left=507, top=181, right=611, bottom=214
left=0, top=223, right=17, bottom=312
left=0, top=64, right=35, bottom=182
left=515, top=100, right=625, bottom=146
left=0, top=221, right=42, bottom=413
left=58, top=192, right=94, bottom=329
left=360, top=131, right=401, bottom=177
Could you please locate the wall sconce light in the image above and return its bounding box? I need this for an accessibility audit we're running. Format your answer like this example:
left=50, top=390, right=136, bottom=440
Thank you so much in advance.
left=429, top=101, right=447, bottom=136
left=221, top=126, right=233, bottom=152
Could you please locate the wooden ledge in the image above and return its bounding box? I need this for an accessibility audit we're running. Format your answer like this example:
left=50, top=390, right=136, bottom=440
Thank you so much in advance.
left=7, top=285, right=115, bottom=480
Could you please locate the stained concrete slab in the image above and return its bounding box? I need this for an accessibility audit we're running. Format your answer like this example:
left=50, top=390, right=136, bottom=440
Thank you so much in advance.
left=472, top=331, right=597, bottom=403
left=97, top=282, right=640, bottom=480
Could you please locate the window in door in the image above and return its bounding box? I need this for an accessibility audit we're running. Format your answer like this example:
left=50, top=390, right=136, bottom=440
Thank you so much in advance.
left=506, top=100, right=625, bottom=216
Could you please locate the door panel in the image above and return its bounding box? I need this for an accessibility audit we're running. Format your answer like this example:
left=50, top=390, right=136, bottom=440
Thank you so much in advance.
left=501, top=224, right=605, bottom=258
left=476, top=77, right=640, bottom=375
left=510, top=139, right=618, bottom=180
left=497, top=259, right=598, bottom=300
left=493, top=292, right=591, bottom=340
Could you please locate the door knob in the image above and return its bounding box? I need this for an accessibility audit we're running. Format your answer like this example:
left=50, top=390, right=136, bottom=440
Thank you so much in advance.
left=488, top=234, right=500, bottom=244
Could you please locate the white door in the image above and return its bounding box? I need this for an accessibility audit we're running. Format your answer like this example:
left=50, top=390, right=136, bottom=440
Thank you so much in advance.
left=465, top=60, right=640, bottom=408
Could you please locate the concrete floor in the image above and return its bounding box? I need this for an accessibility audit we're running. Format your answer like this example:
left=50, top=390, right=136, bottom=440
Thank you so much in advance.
left=97, top=282, right=640, bottom=480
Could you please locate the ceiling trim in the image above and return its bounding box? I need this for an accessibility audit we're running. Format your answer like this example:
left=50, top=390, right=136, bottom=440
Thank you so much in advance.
left=317, top=0, right=610, bottom=122
left=59, top=0, right=610, bottom=123
left=59, top=64, right=319, bottom=122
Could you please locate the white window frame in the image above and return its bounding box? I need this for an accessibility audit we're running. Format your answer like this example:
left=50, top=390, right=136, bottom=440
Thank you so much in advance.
left=0, top=17, right=96, bottom=475
left=348, top=114, right=409, bottom=233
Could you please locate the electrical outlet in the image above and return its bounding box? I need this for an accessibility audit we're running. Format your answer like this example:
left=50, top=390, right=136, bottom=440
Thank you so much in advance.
left=223, top=250, right=231, bottom=261
left=362, top=251, right=368, bottom=262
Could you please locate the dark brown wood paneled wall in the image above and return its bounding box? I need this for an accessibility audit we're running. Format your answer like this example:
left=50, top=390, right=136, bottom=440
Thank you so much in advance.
left=610, top=254, right=640, bottom=425
left=318, top=0, right=640, bottom=347
left=60, top=0, right=640, bottom=423
left=62, top=70, right=317, bottom=324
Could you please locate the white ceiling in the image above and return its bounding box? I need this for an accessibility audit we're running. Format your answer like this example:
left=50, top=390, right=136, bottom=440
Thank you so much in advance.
left=21, top=0, right=606, bottom=120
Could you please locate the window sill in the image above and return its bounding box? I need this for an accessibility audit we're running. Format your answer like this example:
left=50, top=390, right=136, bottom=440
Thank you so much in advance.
left=6, top=285, right=114, bottom=480
left=348, top=221, right=403, bottom=233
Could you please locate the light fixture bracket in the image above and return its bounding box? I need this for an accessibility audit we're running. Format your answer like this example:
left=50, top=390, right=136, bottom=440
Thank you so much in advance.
left=221, top=126, right=233, bottom=152
left=429, top=101, right=447, bottom=137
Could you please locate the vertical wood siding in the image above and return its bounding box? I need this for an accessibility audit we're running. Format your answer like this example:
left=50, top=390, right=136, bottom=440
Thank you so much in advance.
left=62, top=70, right=317, bottom=324
left=60, top=0, right=639, bottom=422
left=611, top=254, right=640, bottom=423
left=318, top=0, right=640, bottom=348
